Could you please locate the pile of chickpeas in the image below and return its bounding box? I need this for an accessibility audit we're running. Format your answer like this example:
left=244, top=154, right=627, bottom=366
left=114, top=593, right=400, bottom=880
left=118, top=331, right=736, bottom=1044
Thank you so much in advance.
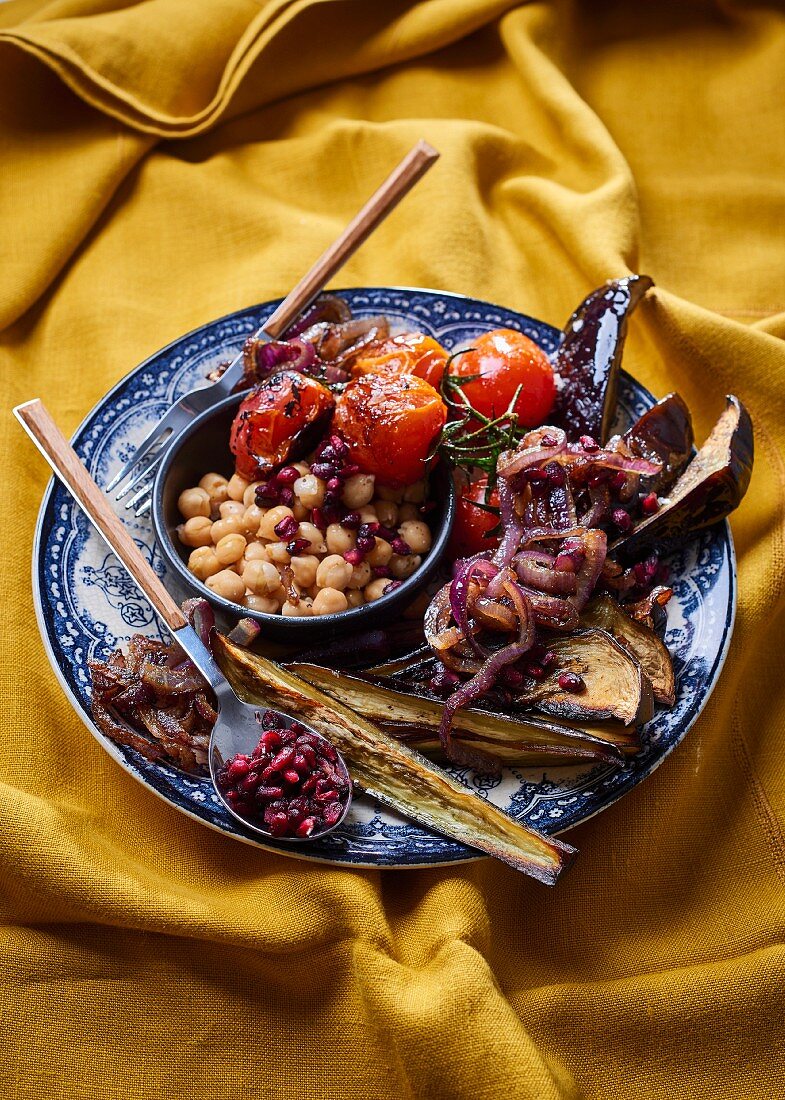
left=175, top=463, right=433, bottom=617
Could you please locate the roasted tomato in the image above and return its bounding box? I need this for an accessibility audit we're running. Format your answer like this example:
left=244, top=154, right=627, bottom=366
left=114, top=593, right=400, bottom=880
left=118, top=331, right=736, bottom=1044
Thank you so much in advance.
left=448, top=329, right=556, bottom=427
left=351, top=332, right=449, bottom=390
left=230, top=370, right=334, bottom=480
left=333, top=370, right=447, bottom=486
left=449, top=475, right=500, bottom=558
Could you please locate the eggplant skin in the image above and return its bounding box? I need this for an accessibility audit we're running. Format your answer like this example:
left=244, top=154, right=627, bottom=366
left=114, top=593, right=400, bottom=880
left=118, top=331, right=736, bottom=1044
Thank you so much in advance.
left=623, top=392, right=694, bottom=495
left=581, top=595, right=675, bottom=706
left=615, top=395, right=753, bottom=557
left=552, top=275, right=654, bottom=443
left=213, top=634, right=576, bottom=884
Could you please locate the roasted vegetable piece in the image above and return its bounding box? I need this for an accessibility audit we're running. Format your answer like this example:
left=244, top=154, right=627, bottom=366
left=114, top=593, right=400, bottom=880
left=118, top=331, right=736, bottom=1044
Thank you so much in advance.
left=351, top=332, right=449, bottom=389
left=623, top=392, right=694, bottom=494
left=614, top=395, right=753, bottom=556
left=213, top=635, right=575, bottom=883
left=447, top=329, right=557, bottom=428
left=290, top=662, right=641, bottom=760
left=581, top=594, right=675, bottom=705
left=333, top=370, right=447, bottom=486
left=517, top=629, right=653, bottom=726
left=552, top=275, right=653, bottom=443
left=229, top=370, right=335, bottom=480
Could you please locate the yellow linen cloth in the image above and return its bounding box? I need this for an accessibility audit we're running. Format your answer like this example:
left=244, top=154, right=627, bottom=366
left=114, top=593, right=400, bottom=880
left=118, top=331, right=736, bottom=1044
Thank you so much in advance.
left=2, top=1, right=784, bottom=1096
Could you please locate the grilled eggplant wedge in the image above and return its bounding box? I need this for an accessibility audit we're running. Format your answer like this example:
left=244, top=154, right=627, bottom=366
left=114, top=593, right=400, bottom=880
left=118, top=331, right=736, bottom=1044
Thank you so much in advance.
left=552, top=275, right=654, bottom=443
left=581, top=594, right=675, bottom=705
left=213, top=635, right=575, bottom=884
left=290, top=663, right=641, bottom=762
left=615, top=395, right=753, bottom=556
left=623, top=392, right=694, bottom=494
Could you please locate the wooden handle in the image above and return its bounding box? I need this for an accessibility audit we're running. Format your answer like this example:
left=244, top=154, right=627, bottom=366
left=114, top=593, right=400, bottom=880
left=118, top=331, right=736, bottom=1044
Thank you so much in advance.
left=262, top=140, right=439, bottom=339
left=15, top=400, right=187, bottom=632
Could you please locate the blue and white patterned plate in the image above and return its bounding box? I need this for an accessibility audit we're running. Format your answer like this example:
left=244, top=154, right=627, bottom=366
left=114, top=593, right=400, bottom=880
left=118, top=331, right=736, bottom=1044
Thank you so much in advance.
left=32, top=288, right=736, bottom=869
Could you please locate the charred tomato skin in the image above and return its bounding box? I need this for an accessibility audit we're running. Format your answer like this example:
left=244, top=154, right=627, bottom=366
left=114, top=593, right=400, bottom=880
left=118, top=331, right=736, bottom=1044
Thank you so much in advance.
left=333, top=369, right=447, bottom=487
left=230, top=370, right=335, bottom=480
left=449, top=475, right=500, bottom=558
left=351, top=332, right=449, bottom=390
left=448, top=329, right=556, bottom=428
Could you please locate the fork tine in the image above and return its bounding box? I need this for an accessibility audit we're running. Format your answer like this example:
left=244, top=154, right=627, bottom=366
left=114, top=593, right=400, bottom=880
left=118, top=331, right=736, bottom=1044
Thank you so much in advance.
left=123, top=450, right=166, bottom=510
left=134, top=495, right=153, bottom=518
left=107, top=403, right=186, bottom=495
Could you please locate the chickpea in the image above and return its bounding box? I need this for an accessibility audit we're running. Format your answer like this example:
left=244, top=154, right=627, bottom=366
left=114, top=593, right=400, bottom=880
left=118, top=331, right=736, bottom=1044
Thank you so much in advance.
left=397, top=503, right=420, bottom=523
left=289, top=555, right=320, bottom=589
left=199, top=472, right=229, bottom=509
left=188, top=546, right=222, bottom=580
left=364, top=577, right=394, bottom=602
left=376, top=484, right=404, bottom=503
left=325, top=523, right=355, bottom=556
left=242, top=504, right=265, bottom=536
left=211, top=516, right=244, bottom=543
left=293, top=501, right=308, bottom=522
left=375, top=500, right=398, bottom=528
left=177, top=515, right=213, bottom=548
left=227, top=473, right=249, bottom=502
left=312, top=587, right=349, bottom=616
left=294, top=474, right=326, bottom=510
left=315, top=554, right=352, bottom=591
left=242, top=482, right=263, bottom=508
left=243, top=559, right=282, bottom=595
left=178, top=487, right=211, bottom=520
left=403, top=480, right=426, bottom=503
left=341, top=473, right=375, bottom=509
left=296, top=522, right=327, bottom=554
left=292, top=461, right=311, bottom=476
left=282, top=598, right=312, bottom=617
left=243, top=593, right=281, bottom=614
left=358, top=507, right=378, bottom=524
left=390, top=552, right=422, bottom=580
left=399, top=520, right=432, bottom=554
left=243, top=541, right=269, bottom=563
left=346, top=589, right=365, bottom=609
left=206, top=568, right=246, bottom=603
left=347, top=560, right=372, bottom=589
left=266, top=542, right=291, bottom=564
left=215, top=532, right=247, bottom=565
left=366, top=537, right=393, bottom=567
left=219, top=500, right=246, bottom=520
left=258, top=505, right=294, bottom=541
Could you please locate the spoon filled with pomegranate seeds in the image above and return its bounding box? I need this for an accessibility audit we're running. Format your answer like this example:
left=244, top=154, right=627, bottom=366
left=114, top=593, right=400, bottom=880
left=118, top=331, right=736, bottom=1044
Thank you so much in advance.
left=14, top=399, right=352, bottom=844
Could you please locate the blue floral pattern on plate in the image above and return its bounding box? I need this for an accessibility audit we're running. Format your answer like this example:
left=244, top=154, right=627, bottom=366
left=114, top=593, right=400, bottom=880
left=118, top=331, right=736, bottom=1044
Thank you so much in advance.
left=32, top=288, right=736, bottom=868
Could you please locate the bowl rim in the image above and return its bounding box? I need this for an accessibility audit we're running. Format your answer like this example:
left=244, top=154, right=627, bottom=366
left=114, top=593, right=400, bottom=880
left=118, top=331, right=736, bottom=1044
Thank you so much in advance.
left=151, top=388, right=456, bottom=630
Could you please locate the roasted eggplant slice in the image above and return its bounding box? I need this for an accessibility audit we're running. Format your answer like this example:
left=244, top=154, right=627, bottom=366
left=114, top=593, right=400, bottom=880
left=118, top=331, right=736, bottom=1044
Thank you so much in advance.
left=290, top=663, right=641, bottom=760
left=614, top=395, right=753, bottom=556
left=518, top=629, right=653, bottom=726
left=623, top=392, right=694, bottom=494
left=552, top=275, right=654, bottom=443
left=581, top=595, right=675, bottom=705
left=213, top=635, right=575, bottom=883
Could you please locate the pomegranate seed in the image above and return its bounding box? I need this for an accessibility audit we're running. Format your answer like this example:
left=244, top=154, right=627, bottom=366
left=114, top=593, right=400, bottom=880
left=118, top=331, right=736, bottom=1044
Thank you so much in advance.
left=579, top=435, right=599, bottom=453
left=226, top=758, right=250, bottom=781
left=641, top=492, right=659, bottom=516
left=310, top=462, right=334, bottom=479
left=524, top=662, right=546, bottom=680
left=527, top=468, right=547, bottom=482
left=558, top=672, right=586, bottom=693
left=611, top=507, right=632, bottom=532
left=275, top=466, right=300, bottom=486
left=279, top=487, right=294, bottom=506
left=327, top=477, right=342, bottom=491
left=282, top=768, right=300, bottom=785
left=541, top=434, right=557, bottom=447
left=301, top=774, right=319, bottom=793
left=268, top=812, right=289, bottom=837
left=385, top=580, right=402, bottom=593
left=287, top=537, right=311, bottom=555
left=544, top=461, right=565, bottom=486
left=255, top=786, right=284, bottom=801
left=322, top=802, right=344, bottom=827
left=314, top=788, right=339, bottom=804
left=267, top=746, right=296, bottom=773
left=341, top=463, right=360, bottom=478
left=256, top=482, right=279, bottom=504
left=330, top=434, right=349, bottom=456
left=311, top=507, right=327, bottom=532
left=274, top=514, right=298, bottom=539
left=343, top=548, right=364, bottom=566
left=501, top=668, right=524, bottom=688
left=372, top=565, right=392, bottom=579
left=541, top=651, right=557, bottom=669
left=610, top=471, right=628, bottom=492
left=297, top=816, right=318, bottom=838
left=356, top=535, right=375, bottom=554
left=342, top=512, right=361, bottom=530
left=390, top=537, right=411, bottom=556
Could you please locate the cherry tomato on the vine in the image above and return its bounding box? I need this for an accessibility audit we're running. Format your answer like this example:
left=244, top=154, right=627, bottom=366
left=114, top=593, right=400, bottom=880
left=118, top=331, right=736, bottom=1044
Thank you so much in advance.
left=449, top=475, right=500, bottom=558
left=448, top=329, right=556, bottom=427
left=230, top=370, right=335, bottom=481
left=334, top=369, right=447, bottom=487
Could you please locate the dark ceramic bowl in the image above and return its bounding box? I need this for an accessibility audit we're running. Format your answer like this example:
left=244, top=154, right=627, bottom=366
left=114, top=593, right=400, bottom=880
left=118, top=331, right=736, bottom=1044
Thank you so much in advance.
left=151, top=391, right=456, bottom=642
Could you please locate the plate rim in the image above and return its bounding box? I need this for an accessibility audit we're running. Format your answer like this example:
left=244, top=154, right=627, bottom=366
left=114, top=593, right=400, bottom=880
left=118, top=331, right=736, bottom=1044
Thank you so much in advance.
left=30, top=285, right=738, bottom=869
